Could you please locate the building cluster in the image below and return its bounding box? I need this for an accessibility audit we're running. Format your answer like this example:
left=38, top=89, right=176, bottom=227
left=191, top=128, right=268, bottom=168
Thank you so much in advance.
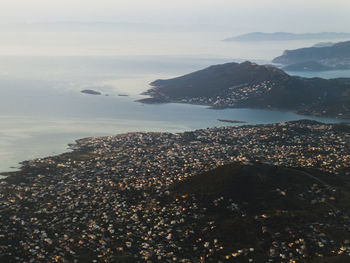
left=177, top=81, right=275, bottom=107
left=0, top=120, right=349, bottom=262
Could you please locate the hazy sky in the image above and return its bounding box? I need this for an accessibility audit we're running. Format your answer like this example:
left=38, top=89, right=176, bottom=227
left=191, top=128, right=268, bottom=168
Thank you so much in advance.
left=1, top=0, right=350, bottom=32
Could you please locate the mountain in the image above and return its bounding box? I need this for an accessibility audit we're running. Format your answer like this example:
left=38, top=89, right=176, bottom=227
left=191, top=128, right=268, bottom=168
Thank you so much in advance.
left=169, top=162, right=350, bottom=262
left=147, top=61, right=289, bottom=98
left=272, top=40, right=350, bottom=68
left=223, top=32, right=350, bottom=42
left=139, top=61, right=350, bottom=119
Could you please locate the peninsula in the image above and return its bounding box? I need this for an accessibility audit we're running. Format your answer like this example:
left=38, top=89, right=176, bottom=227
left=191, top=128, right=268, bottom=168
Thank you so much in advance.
left=138, top=61, right=350, bottom=119
left=223, top=32, right=350, bottom=42
left=282, top=61, right=334, bottom=72
left=273, top=40, right=350, bottom=70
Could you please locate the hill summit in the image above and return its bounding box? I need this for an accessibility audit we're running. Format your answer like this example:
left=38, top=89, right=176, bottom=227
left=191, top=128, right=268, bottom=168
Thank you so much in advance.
left=148, top=61, right=289, bottom=98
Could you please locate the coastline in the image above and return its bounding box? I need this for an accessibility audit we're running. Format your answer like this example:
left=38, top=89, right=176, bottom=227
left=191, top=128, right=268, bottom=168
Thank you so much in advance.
left=2, top=119, right=349, bottom=181
left=1, top=137, right=97, bottom=183
left=1, top=102, right=347, bottom=175
left=137, top=96, right=350, bottom=121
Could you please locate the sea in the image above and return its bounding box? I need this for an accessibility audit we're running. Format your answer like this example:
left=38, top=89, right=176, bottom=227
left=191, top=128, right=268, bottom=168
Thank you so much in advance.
left=0, top=28, right=349, bottom=173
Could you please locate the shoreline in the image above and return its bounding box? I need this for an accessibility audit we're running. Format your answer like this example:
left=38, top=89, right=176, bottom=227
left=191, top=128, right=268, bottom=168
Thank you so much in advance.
left=0, top=108, right=348, bottom=175
left=137, top=96, right=350, bottom=121
left=1, top=119, right=349, bottom=179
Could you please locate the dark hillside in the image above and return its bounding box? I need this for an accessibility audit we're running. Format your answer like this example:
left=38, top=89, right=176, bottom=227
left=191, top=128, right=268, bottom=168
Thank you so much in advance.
left=168, top=162, right=350, bottom=262
left=150, top=61, right=289, bottom=98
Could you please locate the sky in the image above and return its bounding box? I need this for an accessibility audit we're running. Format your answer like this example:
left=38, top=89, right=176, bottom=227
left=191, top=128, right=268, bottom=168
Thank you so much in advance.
left=0, top=0, right=350, bottom=32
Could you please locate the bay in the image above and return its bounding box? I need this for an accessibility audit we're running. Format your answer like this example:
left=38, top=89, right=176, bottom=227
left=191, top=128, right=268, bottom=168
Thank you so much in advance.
left=0, top=30, right=349, bottom=172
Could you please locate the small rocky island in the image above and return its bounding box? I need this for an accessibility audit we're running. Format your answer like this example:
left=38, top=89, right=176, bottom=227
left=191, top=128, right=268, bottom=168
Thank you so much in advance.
left=138, top=61, right=350, bottom=119
left=80, top=89, right=102, bottom=95
left=218, top=119, right=246, bottom=124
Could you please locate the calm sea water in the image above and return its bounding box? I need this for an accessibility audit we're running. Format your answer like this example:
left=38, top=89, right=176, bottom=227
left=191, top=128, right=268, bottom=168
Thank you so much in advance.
left=0, top=30, right=349, bottom=172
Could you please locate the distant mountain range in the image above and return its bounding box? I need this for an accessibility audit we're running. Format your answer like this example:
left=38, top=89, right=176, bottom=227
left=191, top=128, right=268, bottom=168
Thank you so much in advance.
left=139, top=61, right=350, bottom=119
left=273, top=40, right=350, bottom=71
left=223, top=32, right=350, bottom=41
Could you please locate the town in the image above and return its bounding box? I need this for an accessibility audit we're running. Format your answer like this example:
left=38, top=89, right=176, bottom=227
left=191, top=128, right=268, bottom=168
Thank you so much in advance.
left=177, top=81, right=275, bottom=108
left=142, top=80, right=276, bottom=109
left=0, top=120, right=350, bottom=262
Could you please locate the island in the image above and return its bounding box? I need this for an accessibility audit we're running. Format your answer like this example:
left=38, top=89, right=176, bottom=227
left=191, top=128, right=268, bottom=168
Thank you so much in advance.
left=80, top=89, right=102, bottom=95
left=223, top=32, right=350, bottom=42
left=272, top=40, right=350, bottom=70
left=1, top=120, right=350, bottom=262
left=138, top=61, right=350, bottom=119
left=217, top=119, right=246, bottom=124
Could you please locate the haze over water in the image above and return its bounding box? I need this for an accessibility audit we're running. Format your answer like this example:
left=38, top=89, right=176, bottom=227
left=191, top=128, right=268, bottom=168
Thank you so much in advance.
left=0, top=25, right=349, bottom=172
